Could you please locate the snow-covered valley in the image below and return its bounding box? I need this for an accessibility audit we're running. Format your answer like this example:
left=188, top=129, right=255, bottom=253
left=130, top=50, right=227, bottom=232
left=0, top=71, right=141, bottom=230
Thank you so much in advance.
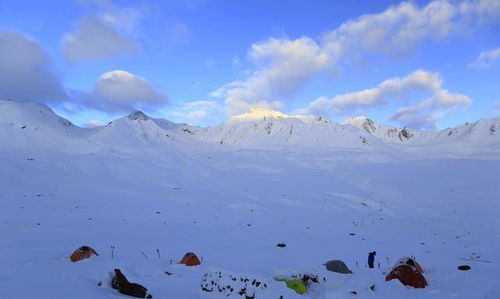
left=1, top=99, right=499, bottom=298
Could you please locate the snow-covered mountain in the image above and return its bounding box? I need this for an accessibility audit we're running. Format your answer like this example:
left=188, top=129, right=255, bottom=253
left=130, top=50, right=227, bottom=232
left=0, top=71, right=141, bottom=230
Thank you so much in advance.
left=0, top=99, right=93, bottom=151
left=344, top=115, right=500, bottom=148
left=0, top=100, right=198, bottom=152
left=1, top=100, right=499, bottom=157
left=89, top=110, right=195, bottom=149
left=343, top=116, right=423, bottom=142
left=191, top=107, right=384, bottom=150
left=343, top=115, right=500, bottom=157
left=193, top=108, right=499, bottom=156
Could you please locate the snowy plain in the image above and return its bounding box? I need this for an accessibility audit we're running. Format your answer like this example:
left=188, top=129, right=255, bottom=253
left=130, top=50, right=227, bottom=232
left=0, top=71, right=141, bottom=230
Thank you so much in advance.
left=1, top=100, right=499, bottom=299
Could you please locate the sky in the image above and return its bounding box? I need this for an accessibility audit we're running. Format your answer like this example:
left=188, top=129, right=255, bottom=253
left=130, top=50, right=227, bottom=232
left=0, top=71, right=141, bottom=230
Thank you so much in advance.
left=0, top=0, right=499, bottom=130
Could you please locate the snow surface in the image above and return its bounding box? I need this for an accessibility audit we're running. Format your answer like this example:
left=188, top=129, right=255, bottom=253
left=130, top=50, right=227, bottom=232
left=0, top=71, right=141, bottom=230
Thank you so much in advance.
left=1, top=99, right=499, bottom=298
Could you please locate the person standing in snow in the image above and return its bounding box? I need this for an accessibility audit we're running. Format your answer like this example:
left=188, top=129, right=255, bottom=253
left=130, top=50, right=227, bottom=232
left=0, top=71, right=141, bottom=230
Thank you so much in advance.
left=368, top=251, right=376, bottom=268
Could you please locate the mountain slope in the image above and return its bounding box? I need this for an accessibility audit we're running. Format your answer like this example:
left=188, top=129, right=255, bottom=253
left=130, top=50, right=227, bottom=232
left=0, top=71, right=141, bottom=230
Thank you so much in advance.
left=0, top=99, right=92, bottom=151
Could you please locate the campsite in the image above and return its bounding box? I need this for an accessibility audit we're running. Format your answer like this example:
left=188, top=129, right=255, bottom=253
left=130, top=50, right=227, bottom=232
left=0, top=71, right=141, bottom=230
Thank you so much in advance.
left=1, top=99, right=498, bottom=298
left=1, top=0, right=499, bottom=297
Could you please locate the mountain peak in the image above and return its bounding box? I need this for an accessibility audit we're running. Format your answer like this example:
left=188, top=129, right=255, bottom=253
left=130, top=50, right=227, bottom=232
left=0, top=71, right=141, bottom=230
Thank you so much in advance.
left=127, top=110, right=149, bottom=121
left=344, top=116, right=371, bottom=125
left=0, top=99, right=75, bottom=128
left=230, top=107, right=289, bottom=121
left=344, top=116, right=377, bottom=133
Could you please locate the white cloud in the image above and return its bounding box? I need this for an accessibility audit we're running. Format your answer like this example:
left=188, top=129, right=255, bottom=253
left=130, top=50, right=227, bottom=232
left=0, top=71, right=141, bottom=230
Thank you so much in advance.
left=459, top=0, right=500, bottom=22
left=212, top=37, right=330, bottom=115
left=307, top=70, right=442, bottom=114
left=169, top=100, right=222, bottom=124
left=212, top=0, right=500, bottom=116
left=306, top=70, right=471, bottom=129
left=322, top=0, right=458, bottom=59
left=390, top=112, right=440, bottom=130
left=63, top=0, right=145, bottom=62
left=0, top=30, right=67, bottom=102
left=83, top=119, right=106, bottom=128
left=390, top=89, right=471, bottom=129
left=324, top=0, right=500, bottom=60
left=86, top=70, right=168, bottom=112
left=470, top=46, right=500, bottom=69
left=77, top=0, right=144, bottom=32
left=63, top=17, right=137, bottom=62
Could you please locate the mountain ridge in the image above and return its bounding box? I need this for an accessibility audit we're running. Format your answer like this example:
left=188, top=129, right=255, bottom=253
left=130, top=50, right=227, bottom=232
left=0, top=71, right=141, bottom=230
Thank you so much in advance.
left=1, top=99, right=499, bottom=156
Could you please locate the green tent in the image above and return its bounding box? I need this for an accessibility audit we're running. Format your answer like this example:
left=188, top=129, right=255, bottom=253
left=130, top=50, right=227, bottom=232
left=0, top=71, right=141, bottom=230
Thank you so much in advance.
left=275, top=278, right=307, bottom=295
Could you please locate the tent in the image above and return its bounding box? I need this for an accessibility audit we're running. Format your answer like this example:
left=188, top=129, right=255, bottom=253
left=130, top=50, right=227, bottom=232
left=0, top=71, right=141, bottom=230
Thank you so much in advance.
left=275, top=274, right=322, bottom=295
left=70, top=246, right=98, bottom=262
left=323, top=260, right=353, bottom=274
left=386, top=264, right=428, bottom=289
left=275, top=278, right=307, bottom=295
left=179, top=252, right=201, bottom=266
left=394, top=257, right=424, bottom=273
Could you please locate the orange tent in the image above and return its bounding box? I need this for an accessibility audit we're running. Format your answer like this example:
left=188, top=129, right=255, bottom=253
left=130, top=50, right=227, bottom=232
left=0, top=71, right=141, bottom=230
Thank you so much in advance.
left=70, top=246, right=98, bottom=262
left=386, top=264, right=428, bottom=289
left=394, top=257, right=424, bottom=274
left=179, top=252, right=201, bottom=266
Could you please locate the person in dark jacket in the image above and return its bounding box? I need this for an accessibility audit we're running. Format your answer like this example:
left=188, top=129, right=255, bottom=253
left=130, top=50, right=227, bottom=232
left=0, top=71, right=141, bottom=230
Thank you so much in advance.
left=368, top=251, right=376, bottom=269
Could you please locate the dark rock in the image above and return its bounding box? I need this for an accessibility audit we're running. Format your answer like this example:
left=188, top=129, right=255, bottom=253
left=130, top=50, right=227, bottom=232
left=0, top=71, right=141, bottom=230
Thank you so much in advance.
left=458, top=265, right=471, bottom=271
left=111, top=269, right=152, bottom=298
left=398, top=128, right=414, bottom=141
left=128, top=111, right=148, bottom=121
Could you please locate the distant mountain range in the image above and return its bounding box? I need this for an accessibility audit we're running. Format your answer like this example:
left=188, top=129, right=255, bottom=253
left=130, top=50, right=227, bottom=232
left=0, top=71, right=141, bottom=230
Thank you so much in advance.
left=1, top=100, right=499, bottom=157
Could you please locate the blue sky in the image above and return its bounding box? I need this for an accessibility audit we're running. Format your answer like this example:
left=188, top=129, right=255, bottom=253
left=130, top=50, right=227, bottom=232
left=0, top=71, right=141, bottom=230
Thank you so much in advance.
left=0, top=0, right=499, bottom=129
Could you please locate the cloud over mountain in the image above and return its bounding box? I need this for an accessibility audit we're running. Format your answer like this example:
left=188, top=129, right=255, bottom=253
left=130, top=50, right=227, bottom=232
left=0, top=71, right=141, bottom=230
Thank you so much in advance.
left=85, top=70, right=168, bottom=113
left=0, top=30, right=67, bottom=102
left=212, top=37, right=330, bottom=115
left=306, top=70, right=471, bottom=129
